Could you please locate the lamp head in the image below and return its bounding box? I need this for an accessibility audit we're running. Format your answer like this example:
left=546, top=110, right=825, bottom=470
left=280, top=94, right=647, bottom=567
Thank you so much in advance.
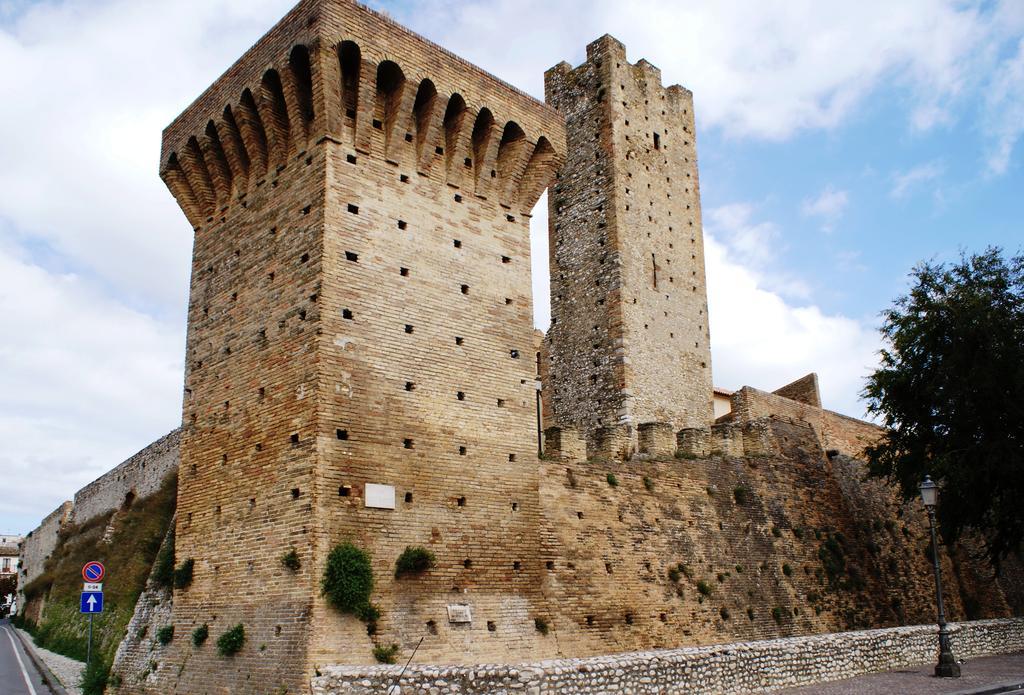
left=919, top=475, right=938, bottom=509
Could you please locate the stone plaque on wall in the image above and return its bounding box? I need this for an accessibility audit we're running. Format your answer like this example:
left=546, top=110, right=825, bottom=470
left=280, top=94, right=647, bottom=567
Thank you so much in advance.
left=364, top=484, right=395, bottom=510
left=446, top=604, right=472, bottom=624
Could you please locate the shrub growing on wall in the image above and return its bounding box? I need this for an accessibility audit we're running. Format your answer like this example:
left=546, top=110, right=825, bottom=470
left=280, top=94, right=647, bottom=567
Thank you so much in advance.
left=372, top=643, right=399, bottom=664
left=281, top=548, right=301, bottom=572
left=322, top=543, right=374, bottom=613
left=192, top=623, right=209, bottom=647
left=394, top=546, right=436, bottom=578
left=217, top=624, right=245, bottom=657
left=156, top=625, right=174, bottom=645
left=173, top=558, right=195, bottom=589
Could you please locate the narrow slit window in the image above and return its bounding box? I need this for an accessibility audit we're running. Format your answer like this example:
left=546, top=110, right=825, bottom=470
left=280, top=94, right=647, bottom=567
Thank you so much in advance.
left=653, top=132, right=661, bottom=149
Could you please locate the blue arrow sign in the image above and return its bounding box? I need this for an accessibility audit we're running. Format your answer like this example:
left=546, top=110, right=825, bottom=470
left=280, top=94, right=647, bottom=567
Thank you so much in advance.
left=80, top=591, right=103, bottom=614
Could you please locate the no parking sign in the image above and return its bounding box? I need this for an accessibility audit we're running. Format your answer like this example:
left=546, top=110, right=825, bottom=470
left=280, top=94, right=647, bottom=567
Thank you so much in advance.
left=82, top=561, right=105, bottom=583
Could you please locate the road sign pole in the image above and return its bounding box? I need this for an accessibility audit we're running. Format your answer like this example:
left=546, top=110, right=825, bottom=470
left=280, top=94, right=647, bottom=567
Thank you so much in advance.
left=87, top=614, right=93, bottom=665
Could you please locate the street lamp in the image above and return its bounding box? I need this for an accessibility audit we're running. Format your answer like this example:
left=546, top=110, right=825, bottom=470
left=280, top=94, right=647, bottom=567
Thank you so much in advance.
left=919, top=475, right=961, bottom=678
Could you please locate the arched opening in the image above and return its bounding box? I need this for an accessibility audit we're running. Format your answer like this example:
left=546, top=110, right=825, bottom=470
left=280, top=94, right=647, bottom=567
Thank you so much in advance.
left=204, top=119, right=233, bottom=195
left=238, top=88, right=269, bottom=173
left=260, top=69, right=292, bottom=155
left=496, top=120, right=526, bottom=185
left=339, top=41, right=361, bottom=122
left=289, top=44, right=315, bottom=125
left=412, top=79, right=438, bottom=152
left=222, top=104, right=251, bottom=175
left=442, top=93, right=467, bottom=167
left=470, top=107, right=494, bottom=175
left=375, top=60, right=405, bottom=139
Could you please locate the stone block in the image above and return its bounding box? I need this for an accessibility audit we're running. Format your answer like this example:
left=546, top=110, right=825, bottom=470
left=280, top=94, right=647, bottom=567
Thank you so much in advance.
left=676, top=427, right=711, bottom=457
left=593, top=424, right=632, bottom=461
left=544, top=426, right=586, bottom=462
left=637, top=422, right=675, bottom=458
left=711, top=423, right=744, bottom=457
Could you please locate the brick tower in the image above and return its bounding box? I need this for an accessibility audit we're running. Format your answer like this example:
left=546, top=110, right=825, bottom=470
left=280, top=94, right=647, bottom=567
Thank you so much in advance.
left=154, top=1, right=563, bottom=691
left=544, top=36, right=713, bottom=450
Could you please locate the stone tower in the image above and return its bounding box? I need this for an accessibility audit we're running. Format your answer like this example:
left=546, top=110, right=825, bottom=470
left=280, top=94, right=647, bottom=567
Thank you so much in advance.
left=155, top=1, right=564, bottom=691
left=544, top=35, right=713, bottom=450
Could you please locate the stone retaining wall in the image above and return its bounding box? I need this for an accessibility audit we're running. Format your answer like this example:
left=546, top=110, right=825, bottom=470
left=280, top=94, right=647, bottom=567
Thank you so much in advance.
left=312, top=617, right=1024, bottom=694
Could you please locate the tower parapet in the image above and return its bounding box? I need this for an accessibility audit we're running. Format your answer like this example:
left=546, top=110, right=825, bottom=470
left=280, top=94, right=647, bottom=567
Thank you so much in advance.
left=544, top=35, right=713, bottom=452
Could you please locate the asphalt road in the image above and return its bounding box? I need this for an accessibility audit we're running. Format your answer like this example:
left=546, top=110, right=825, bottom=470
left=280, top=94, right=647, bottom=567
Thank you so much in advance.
left=0, top=619, right=47, bottom=695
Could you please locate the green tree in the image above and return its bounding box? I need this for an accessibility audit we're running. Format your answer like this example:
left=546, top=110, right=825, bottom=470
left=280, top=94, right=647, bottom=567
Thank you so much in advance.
left=863, top=248, right=1023, bottom=562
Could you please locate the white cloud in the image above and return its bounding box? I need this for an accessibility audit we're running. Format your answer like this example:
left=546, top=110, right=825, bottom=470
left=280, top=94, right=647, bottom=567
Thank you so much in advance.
left=0, top=241, right=183, bottom=532
left=983, top=37, right=1024, bottom=175
left=703, top=233, right=879, bottom=419
left=801, top=186, right=849, bottom=232
left=890, top=160, right=945, bottom=198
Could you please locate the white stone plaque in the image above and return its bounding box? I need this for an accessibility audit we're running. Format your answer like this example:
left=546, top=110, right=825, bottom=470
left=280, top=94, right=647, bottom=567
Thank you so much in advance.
left=364, top=483, right=396, bottom=510
left=446, top=604, right=472, bottom=624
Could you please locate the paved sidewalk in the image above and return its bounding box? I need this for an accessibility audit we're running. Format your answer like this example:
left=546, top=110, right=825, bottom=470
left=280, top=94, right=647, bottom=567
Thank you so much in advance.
left=14, top=626, right=82, bottom=695
left=779, top=651, right=1024, bottom=694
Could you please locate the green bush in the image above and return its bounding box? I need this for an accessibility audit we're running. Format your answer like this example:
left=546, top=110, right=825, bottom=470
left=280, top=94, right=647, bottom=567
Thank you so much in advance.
left=746, top=607, right=755, bottom=621
left=771, top=526, right=783, bottom=538
left=606, top=473, right=619, bottom=487
left=281, top=548, right=301, bottom=572
left=372, top=643, right=399, bottom=664
left=152, top=533, right=176, bottom=588
left=792, top=527, right=804, bottom=539
left=322, top=543, right=374, bottom=613
left=733, top=486, right=750, bottom=504
left=192, top=623, right=209, bottom=647
left=782, top=563, right=793, bottom=577
left=719, top=607, right=730, bottom=621
left=643, top=476, right=654, bottom=492
left=534, top=617, right=550, bottom=635
left=394, top=546, right=436, bottom=578
left=735, top=565, right=744, bottom=573
left=156, top=625, right=174, bottom=645
left=696, top=580, right=712, bottom=597
left=772, top=607, right=785, bottom=623
left=217, top=624, right=245, bottom=657
left=667, top=566, right=682, bottom=583
left=81, top=659, right=110, bottom=695
left=173, top=558, right=195, bottom=590
left=680, top=564, right=693, bottom=580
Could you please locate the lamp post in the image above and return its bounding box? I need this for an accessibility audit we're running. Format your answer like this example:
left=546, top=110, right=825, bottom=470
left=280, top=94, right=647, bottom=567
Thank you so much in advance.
left=919, top=475, right=961, bottom=678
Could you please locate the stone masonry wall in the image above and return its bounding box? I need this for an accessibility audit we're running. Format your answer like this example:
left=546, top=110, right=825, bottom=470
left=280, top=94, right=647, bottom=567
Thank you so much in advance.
left=17, top=501, right=72, bottom=614
left=312, top=617, right=1024, bottom=694
left=545, top=36, right=713, bottom=452
left=70, top=429, right=180, bottom=526
left=727, top=386, right=881, bottom=458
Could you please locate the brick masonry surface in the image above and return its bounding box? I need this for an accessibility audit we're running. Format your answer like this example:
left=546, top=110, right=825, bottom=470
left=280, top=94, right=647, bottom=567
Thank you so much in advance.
left=312, top=618, right=1024, bottom=694
left=148, top=0, right=564, bottom=692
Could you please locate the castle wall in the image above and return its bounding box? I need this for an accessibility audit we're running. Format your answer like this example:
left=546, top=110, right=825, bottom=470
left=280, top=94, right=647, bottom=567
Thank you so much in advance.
left=17, top=501, right=72, bottom=612
left=70, top=429, right=180, bottom=526
left=727, top=386, right=881, bottom=458
left=545, top=36, right=713, bottom=449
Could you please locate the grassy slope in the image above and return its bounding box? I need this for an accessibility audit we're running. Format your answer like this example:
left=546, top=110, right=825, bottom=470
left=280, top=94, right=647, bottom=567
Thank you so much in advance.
left=20, top=472, right=177, bottom=664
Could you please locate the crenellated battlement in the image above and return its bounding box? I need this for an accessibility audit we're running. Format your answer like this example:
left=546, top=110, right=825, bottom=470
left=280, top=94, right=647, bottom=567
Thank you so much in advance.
left=160, top=0, right=564, bottom=229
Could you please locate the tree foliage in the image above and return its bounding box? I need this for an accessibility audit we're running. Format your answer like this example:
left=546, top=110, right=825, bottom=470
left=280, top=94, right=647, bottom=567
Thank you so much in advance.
left=863, top=248, right=1024, bottom=562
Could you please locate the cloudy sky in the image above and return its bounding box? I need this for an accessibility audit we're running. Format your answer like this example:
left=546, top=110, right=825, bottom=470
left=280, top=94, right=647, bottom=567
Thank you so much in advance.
left=0, top=0, right=1021, bottom=534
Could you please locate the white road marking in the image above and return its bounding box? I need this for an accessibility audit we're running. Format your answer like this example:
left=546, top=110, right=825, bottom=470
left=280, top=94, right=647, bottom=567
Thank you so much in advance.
left=3, top=626, right=38, bottom=695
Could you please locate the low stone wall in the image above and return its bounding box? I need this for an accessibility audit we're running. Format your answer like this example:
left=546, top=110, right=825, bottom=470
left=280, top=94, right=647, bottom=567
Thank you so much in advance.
left=312, top=618, right=1024, bottom=694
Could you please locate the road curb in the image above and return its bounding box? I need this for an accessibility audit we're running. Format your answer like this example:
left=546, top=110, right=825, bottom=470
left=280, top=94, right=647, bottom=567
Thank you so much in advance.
left=12, top=627, right=69, bottom=695
left=950, top=681, right=1024, bottom=695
